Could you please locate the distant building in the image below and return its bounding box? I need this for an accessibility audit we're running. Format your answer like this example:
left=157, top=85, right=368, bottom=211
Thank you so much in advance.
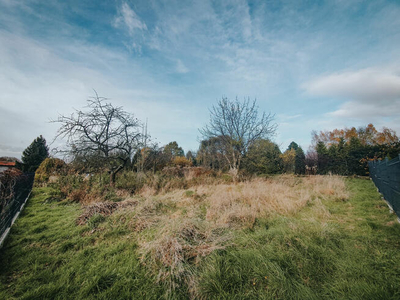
left=0, top=161, right=16, bottom=173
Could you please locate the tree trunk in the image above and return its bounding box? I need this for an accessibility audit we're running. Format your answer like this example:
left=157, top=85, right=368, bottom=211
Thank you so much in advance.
left=229, top=167, right=239, bottom=182
left=109, top=165, right=124, bottom=186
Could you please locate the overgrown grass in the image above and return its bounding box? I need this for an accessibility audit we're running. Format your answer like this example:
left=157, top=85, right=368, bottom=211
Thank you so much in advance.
left=1, top=176, right=400, bottom=299
left=0, top=187, right=163, bottom=299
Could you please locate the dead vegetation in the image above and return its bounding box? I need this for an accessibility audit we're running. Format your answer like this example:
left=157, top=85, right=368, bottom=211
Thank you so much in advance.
left=76, top=200, right=138, bottom=225
left=73, top=174, right=349, bottom=297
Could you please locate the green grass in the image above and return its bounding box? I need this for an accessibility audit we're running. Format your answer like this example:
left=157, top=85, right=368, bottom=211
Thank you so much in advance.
left=1, top=178, right=400, bottom=299
left=0, top=187, right=163, bottom=299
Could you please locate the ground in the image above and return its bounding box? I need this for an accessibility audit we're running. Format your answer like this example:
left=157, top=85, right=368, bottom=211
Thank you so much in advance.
left=0, top=175, right=399, bottom=299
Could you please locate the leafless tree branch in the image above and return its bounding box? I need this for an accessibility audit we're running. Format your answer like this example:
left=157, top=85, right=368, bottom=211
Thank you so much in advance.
left=52, top=93, right=143, bottom=184
left=200, top=97, right=277, bottom=176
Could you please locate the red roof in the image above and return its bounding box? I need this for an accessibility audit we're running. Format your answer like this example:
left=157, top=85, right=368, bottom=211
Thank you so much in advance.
left=0, top=161, right=16, bottom=167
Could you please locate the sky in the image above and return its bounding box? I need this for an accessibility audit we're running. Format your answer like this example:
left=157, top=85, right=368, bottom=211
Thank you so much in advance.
left=1, top=0, right=400, bottom=158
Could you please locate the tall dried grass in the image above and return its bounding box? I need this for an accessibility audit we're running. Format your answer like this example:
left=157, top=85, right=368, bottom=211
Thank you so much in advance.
left=76, top=174, right=350, bottom=298
left=124, top=175, right=349, bottom=296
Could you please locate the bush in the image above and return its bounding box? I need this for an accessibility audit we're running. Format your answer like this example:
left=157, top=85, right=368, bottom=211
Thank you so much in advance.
left=171, top=156, right=193, bottom=168
left=0, top=168, right=24, bottom=213
left=35, top=158, right=66, bottom=184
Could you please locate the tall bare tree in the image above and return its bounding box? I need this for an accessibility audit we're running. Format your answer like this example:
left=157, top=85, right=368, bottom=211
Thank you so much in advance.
left=54, top=92, right=142, bottom=184
left=200, top=97, right=277, bottom=178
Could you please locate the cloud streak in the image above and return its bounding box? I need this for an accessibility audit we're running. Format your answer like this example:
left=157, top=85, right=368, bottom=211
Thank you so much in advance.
left=1, top=0, right=400, bottom=157
left=114, top=2, right=147, bottom=35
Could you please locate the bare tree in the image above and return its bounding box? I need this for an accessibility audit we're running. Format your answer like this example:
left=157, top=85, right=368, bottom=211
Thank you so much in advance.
left=54, top=92, right=142, bottom=184
left=200, top=97, right=277, bottom=178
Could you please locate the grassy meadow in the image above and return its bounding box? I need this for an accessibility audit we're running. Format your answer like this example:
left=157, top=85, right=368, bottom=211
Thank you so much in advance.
left=1, top=175, right=400, bottom=299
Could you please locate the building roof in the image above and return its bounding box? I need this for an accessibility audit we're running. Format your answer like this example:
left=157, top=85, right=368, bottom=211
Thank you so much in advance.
left=0, top=161, right=16, bottom=167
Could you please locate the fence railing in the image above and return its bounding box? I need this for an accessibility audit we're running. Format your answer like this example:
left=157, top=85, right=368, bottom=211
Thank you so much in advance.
left=0, top=173, right=34, bottom=247
left=368, top=155, right=400, bottom=218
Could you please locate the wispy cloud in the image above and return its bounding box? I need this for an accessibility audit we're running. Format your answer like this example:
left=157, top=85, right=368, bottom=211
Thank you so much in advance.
left=1, top=0, right=400, bottom=157
left=113, top=2, right=147, bottom=35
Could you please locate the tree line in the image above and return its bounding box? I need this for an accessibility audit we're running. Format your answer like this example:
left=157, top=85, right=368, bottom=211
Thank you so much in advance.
left=13, top=94, right=400, bottom=181
left=311, top=124, right=400, bottom=176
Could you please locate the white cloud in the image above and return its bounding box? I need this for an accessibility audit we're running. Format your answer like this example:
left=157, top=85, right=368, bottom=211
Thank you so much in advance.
left=304, top=68, right=400, bottom=103
left=2, top=0, right=400, bottom=157
left=113, top=2, right=147, bottom=36
left=328, top=100, right=400, bottom=119
left=303, top=67, right=400, bottom=135
left=277, top=114, right=302, bottom=121
left=0, top=30, right=205, bottom=158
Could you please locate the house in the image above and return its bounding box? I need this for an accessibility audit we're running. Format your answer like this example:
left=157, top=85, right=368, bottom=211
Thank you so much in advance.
left=0, top=161, right=16, bottom=173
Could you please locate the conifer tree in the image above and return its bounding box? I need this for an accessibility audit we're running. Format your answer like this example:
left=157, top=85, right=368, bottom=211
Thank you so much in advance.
left=20, top=135, right=49, bottom=172
left=287, top=141, right=299, bottom=151
left=316, top=141, right=329, bottom=174
left=294, top=147, right=306, bottom=174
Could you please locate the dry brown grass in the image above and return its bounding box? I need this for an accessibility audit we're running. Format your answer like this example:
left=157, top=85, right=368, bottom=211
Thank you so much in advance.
left=76, top=200, right=138, bottom=225
left=138, top=218, right=230, bottom=295
left=307, top=174, right=349, bottom=201
left=76, top=174, right=349, bottom=296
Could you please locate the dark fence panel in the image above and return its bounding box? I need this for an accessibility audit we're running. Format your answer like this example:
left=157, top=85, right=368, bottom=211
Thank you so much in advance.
left=369, top=155, right=400, bottom=217
left=0, top=173, right=34, bottom=239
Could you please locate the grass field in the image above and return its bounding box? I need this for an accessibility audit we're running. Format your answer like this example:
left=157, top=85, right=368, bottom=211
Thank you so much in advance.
left=1, top=175, right=400, bottom=299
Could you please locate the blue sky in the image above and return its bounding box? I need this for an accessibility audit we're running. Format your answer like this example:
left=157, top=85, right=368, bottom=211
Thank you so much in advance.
left=1, top=0, right=400, bottom=158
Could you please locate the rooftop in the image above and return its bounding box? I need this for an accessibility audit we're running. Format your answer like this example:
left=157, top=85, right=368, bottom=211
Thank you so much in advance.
left=0, top=161, right=16, bottom=167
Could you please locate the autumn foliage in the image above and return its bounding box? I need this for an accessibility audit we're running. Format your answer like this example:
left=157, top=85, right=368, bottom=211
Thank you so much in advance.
left=312, top=123, right=398, bottom=147
left=312, top=124, right=400, bottom=175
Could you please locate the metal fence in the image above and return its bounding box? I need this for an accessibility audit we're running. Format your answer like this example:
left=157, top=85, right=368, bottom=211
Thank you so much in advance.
left=0, top=173, right=34, bottom=246
left=368, top=155, right=400, bottom=218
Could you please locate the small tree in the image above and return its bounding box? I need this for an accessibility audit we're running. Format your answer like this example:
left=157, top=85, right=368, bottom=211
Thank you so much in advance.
left=197, top=137, right=229, bottom=170
left=20, top=135, right=49, bottom=172
left=305, top=150, right=318, bottom=168
left=54, top=93, right=142, bottom=185
left=185, top=150, right=197, bottom=166
left=243, top=139, right=283, bottom=174
left=200, top=97, right=277, bottom=178
left=281, top=148, right=296, bottom=173
left=163, top=141, right=184, bottom=161
left=133, top=144, right=169, bottom=173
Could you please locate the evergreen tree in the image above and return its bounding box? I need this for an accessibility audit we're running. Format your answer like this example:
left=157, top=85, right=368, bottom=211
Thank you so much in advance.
left=312, top=125, right=400, bottom=176
left=316, top=141, right=329, bottom=174
left=287, top=141, right=299, bottom=151
left=20, top=135, right=49, bottom=172
left=327, top=144, right=338, bottom=173
left=294, top=147, right=306, bottom=174
left=336, top=137, right=348, bottom=175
